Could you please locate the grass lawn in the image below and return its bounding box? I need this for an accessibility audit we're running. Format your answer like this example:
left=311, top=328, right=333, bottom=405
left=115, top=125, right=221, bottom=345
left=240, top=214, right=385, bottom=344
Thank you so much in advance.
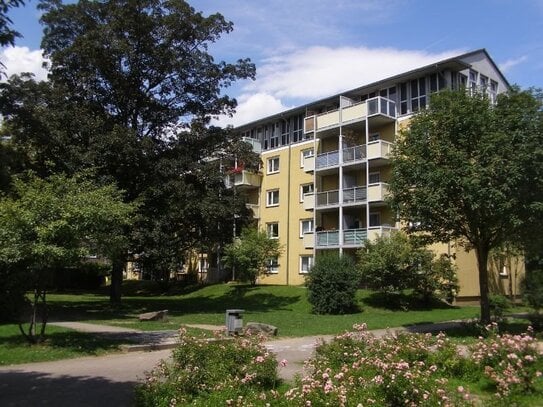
left=0, top=323, right=132, bottom=366
left=45, top=282, right=486, bottom=337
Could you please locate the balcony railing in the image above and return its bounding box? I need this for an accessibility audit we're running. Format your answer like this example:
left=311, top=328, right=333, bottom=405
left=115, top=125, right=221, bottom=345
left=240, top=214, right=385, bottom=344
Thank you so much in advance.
left=224, top=170, right=262, bottom=189
left=367, top=140, right=393, bottom=160
left=316, top=190, right=340, bottom=207
left=342, top=186, right=367, bottom=204
left=342, top=145, right=366, bottom=164
left=241, top=137, right=262, bottom=153
left=304, top=97, right=396, bottom=133
left=315, top=150, right=340, bottom=169
left=343, top=228, right=368, bottom=246
left=367, top=97, right=396, bottom=118
left=316, top=230, right=340, bottom=247
left=368, top=226, right=397, bottom=241
left=245, top=203, right=260, bottom=219
left=367, top=182, right=389, bottom=202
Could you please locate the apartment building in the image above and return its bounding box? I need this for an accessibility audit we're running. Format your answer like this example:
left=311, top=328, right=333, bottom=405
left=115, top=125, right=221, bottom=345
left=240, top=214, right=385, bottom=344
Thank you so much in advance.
left=226, top=49, right=522, bottom=299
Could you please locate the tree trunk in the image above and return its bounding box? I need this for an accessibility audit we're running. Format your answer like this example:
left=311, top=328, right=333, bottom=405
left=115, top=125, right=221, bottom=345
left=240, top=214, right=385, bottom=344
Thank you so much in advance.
left=476, top=244, right=491, bottom=324
left=109, top=256, right=124, bottom=305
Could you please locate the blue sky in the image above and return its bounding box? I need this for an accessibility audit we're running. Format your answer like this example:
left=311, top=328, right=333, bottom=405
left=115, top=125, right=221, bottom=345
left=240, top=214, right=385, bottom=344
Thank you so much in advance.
left=3, top=0, right=542, bottom=126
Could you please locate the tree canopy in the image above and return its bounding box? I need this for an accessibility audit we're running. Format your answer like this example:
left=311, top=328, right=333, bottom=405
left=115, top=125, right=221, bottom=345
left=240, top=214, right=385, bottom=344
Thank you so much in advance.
left=0, top=0, right=258, bottom=304
left=389, top=88, right=543, bottom=323
left=0, top=173, right=135, bottom=342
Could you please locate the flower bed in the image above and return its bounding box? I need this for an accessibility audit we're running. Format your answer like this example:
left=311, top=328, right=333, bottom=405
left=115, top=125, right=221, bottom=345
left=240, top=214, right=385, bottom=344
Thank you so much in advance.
left=136, top=324, right=542, bottom=406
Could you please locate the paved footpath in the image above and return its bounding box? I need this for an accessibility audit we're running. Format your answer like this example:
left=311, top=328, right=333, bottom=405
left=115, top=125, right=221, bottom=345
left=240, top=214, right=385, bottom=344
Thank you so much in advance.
left=0, top=320, right=468, bottom=407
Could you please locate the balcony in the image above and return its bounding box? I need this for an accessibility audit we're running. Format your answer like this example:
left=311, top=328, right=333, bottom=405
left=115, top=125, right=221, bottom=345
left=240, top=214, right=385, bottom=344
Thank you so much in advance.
left=342, top=145, right=366, bottom=165
left=342, top=186, right=367, bottom=205
left=367, top=140, right=393, bottom=160
left=316, top=230, right=340, bottom=247
left=315, top=109, right=340, bottom=130
left=303, top=232, right=314, bottom=249
left=224, top=170, right=262, bottom=189
left=304, top=97, right=396, bottom=133
left=315, top=150, right=339, bottom=170
left=303, top=193, right=315, bottom=210
left=367, top=97, right=396, bottom=118
left=368, top=226, right=397, bottom=241
left=342, top=102, right=367, bottom=123
left=316, top=190, right=340, bottom=208
left=245, top=203, right=260, bottom=219
left=343, top=228, right=368, bottom=246
left=303, top=155, right=315, bottom=172
left=367, top=182, right=389, bottom=202
left=241, top=137, right=262, bottom=154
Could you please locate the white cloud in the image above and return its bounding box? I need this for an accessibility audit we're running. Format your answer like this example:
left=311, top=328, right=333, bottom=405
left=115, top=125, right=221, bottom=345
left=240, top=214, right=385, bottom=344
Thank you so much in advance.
left=246, top=46, right=464, bottom=101
left=0, top=46, right=48, bottom=81
left=213, top=92, right=291, bottom=127
left=498, top=55, right=528, bottom=73
left=222, top=46, right=464, bottom=126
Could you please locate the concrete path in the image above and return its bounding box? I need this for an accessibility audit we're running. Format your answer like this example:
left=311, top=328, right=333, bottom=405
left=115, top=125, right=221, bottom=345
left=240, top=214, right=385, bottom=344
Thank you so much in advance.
left=0, top=320, right=471, bottom=407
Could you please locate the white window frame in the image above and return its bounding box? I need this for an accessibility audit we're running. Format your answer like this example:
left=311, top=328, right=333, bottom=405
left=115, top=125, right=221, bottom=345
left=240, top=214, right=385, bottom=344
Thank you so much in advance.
left=267, top=257, right=279, bottom=274
left=267, top=156, right=280, bottom=174
left=266, top=189, right=279, bottom=207
left=300, top=148, right=314, bottom=168
left=368, top=171, right=380, bottom=184
left=300, top=183, right=314, bottom=202
left=267, top=222, right=279, bottom=239
left=300, top=255, right=314, bottom=274
left=300, top=219, right=314, bottom=238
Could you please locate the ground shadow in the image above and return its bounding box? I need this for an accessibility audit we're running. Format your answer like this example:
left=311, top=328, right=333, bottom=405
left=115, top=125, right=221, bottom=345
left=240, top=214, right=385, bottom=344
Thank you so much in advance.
left=0, top=370, right=138, bottom=406
left=361, top=291, right=456, bottom=311
left=47, top=284, right=302, bottom=323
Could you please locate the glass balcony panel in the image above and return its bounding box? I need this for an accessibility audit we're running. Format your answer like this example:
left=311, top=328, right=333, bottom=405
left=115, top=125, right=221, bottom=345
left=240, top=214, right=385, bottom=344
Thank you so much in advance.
left=315, top=150, right=339, bottom=169
left=342, top=145, right=366, bottom=163
left=316, top=231, right=339, bottom=247
left=343, top=228, right=368, bottom=245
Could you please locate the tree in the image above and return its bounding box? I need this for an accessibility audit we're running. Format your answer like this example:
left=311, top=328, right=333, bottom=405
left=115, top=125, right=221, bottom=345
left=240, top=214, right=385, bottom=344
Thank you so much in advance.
left=388, top=88, right=543, bottom=323
left=358, top=232, right=458, bottom=304
left=223, top=228, right=282, bottom=285
left=2, top=0, right=257, bottom=303
left=0, top=174, right=135, bottom=342
left=0, top=1, right=25, bottom=50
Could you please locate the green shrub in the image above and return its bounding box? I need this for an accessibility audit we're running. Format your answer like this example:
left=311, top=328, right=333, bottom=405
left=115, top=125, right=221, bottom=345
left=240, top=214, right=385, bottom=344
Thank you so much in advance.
left=488, top=294, right=511, bottom=322
left=306, top=253, right=359, bottom=315
left=523, top=270, right=543, bottom=312
left=135, top=329, right=279, bottom=406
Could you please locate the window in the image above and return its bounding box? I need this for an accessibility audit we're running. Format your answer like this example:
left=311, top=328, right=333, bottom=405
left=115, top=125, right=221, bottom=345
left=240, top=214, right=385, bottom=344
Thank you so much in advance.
left=369, top=172, right=380, bottom=184
left=300, top=256, right=314, bottom=274
left=469, top=70, right=478, bottom=95
left=300, top=183, right=314, bottom=202
left=429, top=72, right=446, bottom=93
left=267, top=222, right=279, bottom=239
left=410, top=78, right=426, bottom=112
left=300, top=219, right=314, bottom=237
left=399, top=82, right=408, bottom=115
left=267, top=257, right=279, bottom=274
left=369, top=212, right=381, bottom=227
left=489, top=80, right=498, bottom=104
left=266, top=189, right=279, bottom=206
left=480, top=75, right=488, bottom=94
left=267, top=157, right=280, bottom=174
left=300, top=148, right=314, bottom=167
left=368, top=133, right=380, bottom=142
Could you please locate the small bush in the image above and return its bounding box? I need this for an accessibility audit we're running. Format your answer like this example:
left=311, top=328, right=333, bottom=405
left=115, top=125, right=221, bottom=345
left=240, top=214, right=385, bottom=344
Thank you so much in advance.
left=306, top=253, right=359, bottom=314
left=489, top=294, right=511, bottom=322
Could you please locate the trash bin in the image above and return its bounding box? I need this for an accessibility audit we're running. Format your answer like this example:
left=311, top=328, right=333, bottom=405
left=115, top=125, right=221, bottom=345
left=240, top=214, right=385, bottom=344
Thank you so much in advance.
left=225, top=309, right=244, bottom=335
